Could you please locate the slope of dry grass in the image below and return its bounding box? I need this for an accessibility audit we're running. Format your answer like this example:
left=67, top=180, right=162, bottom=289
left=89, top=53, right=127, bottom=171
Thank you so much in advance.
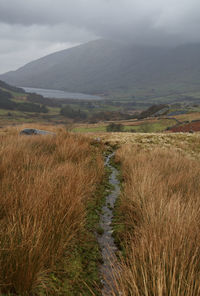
left=88, top=132, right=200, bottom=159
left=0, top=127, right=104, bottom=295
left=113, top=146, right=200, bottom=295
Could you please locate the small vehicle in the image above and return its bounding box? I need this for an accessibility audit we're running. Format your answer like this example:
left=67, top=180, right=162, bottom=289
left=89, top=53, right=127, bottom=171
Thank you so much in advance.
left=20, top=128, right=55, bottom=135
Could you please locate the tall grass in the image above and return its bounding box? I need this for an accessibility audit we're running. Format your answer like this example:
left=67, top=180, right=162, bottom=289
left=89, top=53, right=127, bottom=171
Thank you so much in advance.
left=113, top=146, right=200, bottom=295
left=0, top=128, right=103, bottom=295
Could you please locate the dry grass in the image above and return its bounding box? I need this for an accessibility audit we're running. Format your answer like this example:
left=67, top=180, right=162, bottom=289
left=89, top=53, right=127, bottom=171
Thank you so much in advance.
left=174, top=112, right=200, bottom=122
left=89, top=132, right=200, bottom=159
left=0, top=127, right=103, bottom=295
left=112, top=145, right=200, bottom=295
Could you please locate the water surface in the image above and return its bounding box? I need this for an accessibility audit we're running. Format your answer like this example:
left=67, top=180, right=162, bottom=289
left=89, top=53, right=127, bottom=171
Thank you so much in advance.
left=21, top=87, right=102, bottom=100
left=98, top=152, right=121, bottom=295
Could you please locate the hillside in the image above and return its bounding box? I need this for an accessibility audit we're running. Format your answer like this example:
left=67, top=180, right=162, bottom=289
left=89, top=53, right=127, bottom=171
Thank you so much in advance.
left=0, top=80, right=50, bottom=120
left=2, top=40, right=200, bottom=95
left=0, top=80, right=25, bottom=110
left=0, top=80, right=25, bottom=94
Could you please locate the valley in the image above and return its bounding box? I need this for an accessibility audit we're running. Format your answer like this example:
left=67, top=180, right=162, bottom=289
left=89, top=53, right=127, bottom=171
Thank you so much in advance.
left=2, top=40, right=200, bottom=100
left=1, top=78, right=200, bottom=136
left=2, top=0, right=200, bottom=294
left=1, top=41, right=200, bottom=296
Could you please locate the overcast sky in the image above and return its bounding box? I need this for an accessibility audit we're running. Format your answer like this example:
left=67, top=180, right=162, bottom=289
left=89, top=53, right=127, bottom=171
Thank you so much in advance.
left=1, top=0, right=200, bottom=73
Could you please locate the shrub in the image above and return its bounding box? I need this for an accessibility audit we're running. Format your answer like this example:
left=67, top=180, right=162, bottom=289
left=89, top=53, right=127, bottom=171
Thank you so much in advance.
left=106, top=123, right=124, bottom=132
left=60, top=105, right=87, bottom=120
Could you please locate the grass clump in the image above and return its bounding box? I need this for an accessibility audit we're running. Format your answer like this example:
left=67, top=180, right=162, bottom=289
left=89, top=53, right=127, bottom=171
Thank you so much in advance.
left=0, top=127, right=104, bottom=295
left=112, top=145, right=200, bottom=295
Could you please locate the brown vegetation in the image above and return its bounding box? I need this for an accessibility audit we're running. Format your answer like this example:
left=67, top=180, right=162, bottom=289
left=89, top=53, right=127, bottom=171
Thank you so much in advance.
left=113, top=146, right=200, bottom=295
left=174, top=112, right=200, bottom=122
left=170, top=120, right=200, bottom=132
left=0, top=127, right=103, bottom=295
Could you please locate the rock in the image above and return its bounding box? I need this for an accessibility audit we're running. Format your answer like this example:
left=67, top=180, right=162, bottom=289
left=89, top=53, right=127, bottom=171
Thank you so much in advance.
left=20, top=128, right=55, bottom=136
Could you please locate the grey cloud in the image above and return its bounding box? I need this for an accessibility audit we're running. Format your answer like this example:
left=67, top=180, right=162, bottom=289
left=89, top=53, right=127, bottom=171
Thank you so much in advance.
left=1, top=0, right=200, bottom=72
left=0, top=21, right=95, bottom=73
left=0, top=37, right=75, bottom=73
left=1, top=0, right=200, bottom=44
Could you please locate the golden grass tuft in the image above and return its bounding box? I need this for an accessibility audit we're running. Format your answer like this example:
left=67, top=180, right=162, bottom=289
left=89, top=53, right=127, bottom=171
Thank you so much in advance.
left=0, top=127, right=103, bottom=295
left=113, top=145, right=200, bottom=295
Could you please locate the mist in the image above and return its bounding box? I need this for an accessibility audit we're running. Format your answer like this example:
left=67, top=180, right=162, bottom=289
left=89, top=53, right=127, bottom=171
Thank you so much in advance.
left=1, top=0, right=200, bottom=72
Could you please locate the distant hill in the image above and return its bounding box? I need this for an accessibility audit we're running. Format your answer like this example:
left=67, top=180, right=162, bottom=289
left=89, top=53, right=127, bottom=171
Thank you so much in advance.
left=0, top=80, right=25, bottom=94
left=0, top=80, right=48, bottom=113
left=1, top=40, right=200, bottom=95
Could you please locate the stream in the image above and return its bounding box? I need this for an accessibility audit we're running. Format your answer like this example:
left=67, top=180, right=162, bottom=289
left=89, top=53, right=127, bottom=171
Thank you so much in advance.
left=98, top=152, right=120, bottom=296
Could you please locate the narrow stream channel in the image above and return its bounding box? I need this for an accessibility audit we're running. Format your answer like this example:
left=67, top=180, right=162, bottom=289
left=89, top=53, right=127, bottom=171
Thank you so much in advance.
left=98, top=152, right=120, bottom=296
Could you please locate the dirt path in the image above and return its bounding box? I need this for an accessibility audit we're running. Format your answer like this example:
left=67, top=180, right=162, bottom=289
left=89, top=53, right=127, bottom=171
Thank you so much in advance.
left=97, top=152, right=121, bottom=296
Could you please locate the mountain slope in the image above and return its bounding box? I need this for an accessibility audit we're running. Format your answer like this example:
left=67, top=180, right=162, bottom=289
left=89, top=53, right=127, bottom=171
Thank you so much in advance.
left=1, top=40, right=200, bottom=95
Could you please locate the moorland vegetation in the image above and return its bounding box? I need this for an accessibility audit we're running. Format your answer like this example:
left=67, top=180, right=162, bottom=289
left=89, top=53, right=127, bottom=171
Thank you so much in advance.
left=111, top=139, right=200, bottom=295
left=0, top=127, right=104, bottom=295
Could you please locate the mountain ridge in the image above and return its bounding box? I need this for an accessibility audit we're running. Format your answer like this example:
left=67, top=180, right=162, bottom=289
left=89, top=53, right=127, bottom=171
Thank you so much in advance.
left=1, top=39, right=200, bottom=95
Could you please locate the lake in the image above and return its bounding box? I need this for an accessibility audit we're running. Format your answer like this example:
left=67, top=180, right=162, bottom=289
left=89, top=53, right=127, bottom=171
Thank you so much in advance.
left=21, top=87, right=102, bottom=101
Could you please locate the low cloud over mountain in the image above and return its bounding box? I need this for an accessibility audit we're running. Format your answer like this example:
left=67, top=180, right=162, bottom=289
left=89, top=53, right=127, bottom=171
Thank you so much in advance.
left=2, top=39, right=200, bottom=95
left=1, top=0, right=200, bottom=73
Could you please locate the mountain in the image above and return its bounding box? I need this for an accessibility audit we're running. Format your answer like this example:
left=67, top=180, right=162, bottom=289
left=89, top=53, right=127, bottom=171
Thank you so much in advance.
left=1, top=40, right=200, bottom=95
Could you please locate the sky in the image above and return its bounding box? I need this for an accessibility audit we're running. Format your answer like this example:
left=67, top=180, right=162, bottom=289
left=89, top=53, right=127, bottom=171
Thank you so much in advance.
left=1, top=0, right=200, bottom=73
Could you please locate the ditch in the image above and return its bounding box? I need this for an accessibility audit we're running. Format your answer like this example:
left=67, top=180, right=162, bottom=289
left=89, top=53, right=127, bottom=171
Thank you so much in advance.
left=97, top=152, right=121, bottom=296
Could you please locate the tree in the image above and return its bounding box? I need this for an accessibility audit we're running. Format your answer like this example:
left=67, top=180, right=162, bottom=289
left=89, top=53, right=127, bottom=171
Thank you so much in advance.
left=106, top=123, right=124, bottom=132
left=60, top=105, right=87, bottom=120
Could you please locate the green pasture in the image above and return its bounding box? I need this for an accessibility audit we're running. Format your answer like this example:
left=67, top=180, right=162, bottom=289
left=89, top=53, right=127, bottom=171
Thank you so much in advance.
left=73, top=118, right=177, bottom=133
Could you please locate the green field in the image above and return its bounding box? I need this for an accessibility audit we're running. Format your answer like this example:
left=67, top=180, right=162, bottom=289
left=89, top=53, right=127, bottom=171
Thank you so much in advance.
left=72, top=119, right=177, bottom=133
left=1, top=79, right=200, bottom=129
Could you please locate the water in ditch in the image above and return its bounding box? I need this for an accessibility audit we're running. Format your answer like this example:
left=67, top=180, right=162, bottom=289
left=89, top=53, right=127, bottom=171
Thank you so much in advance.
left=97, top=152, right=121, bottom=296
